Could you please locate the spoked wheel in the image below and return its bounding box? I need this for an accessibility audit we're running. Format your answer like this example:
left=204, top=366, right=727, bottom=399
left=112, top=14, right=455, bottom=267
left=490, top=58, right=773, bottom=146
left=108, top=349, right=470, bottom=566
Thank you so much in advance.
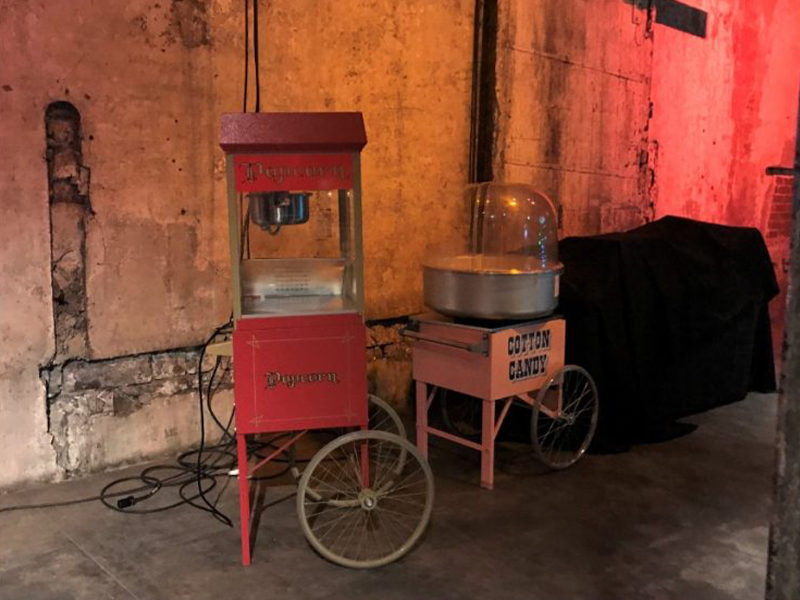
left=368, top=394, right=408, bottom=473
left=531, top=365, right=599, bottom=470
left=368, top=394, right=406, bottom=439
left=439, top=389, right=481, bottom=440
left=297, top=430, right=434, bottom=568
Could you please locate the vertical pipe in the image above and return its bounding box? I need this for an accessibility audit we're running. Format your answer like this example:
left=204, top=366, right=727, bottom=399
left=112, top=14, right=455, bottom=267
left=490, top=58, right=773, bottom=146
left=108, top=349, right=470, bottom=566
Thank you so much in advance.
left=468, top=0, right=498, bottom=184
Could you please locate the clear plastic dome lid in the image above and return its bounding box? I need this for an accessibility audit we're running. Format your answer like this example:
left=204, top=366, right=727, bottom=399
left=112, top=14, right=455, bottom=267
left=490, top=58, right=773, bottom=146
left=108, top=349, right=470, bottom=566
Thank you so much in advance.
left=425, top=182, right=561, bottom=274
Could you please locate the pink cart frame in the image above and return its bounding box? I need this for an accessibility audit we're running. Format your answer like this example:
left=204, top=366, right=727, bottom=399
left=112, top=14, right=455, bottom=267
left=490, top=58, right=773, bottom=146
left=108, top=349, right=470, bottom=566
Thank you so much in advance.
left=411, top=314, right=566, bottom=490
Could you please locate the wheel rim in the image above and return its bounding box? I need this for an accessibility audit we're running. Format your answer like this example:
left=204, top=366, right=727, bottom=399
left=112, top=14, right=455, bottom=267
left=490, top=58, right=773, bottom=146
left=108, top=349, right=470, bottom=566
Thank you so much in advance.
left=297, top=430, right=434, bottom=568
left=531, top=365, right=598, bottom=470
left=368, top=394, right=408, bottom=472
left=439, top=390, right=481, bottom=439
left=368, top=394, right=406, bottom=439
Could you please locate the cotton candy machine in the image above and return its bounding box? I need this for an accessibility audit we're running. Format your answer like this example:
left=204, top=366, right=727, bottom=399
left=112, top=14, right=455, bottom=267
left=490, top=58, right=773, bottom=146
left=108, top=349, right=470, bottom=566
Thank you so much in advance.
left=409, top=182, right=598, bottom=490
left=423, top=182, right=562, bottom=320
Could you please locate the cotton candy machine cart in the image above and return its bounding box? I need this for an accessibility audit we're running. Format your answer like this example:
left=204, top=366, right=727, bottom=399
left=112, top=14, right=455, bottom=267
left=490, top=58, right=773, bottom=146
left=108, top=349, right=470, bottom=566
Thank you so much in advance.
left=407, top=182, right=599, bottom=489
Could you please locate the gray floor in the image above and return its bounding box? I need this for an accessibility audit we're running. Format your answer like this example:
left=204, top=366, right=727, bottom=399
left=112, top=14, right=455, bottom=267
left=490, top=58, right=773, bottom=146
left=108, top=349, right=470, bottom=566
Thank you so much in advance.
left=0, top=393, right=777, bottom=600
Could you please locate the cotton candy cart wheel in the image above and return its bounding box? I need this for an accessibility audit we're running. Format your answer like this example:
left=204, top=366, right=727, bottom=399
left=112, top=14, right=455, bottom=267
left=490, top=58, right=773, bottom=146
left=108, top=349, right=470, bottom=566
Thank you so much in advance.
left=297, top=430, right=434, bottom=568
left=439, top=390, right=482, bottom=440
left=531, top=365, right=599, bottom=470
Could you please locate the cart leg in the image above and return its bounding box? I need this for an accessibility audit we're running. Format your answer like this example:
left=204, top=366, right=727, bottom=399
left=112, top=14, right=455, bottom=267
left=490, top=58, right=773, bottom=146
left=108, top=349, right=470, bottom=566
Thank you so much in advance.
left=236, top=433, right=251, bottom=566
left=415, top=381, right=428, bottom=458
left=480, top=399, right=494, bottom=490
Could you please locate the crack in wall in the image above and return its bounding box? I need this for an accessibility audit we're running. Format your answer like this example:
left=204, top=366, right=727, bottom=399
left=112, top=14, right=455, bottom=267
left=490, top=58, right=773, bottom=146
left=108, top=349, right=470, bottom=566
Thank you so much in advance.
left=46, top=101, right=91, bottom=365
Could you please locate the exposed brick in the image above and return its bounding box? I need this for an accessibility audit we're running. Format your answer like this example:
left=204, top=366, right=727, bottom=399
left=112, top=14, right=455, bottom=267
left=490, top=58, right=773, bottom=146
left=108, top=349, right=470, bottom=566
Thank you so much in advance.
left=152, top=350, right=199, bottom=379
left=368, top=324, right=402, bottom=347
left=62, top=355, right=152, bottom=391
left=75, top=389, right=115, bottom=416
left=384, top=343, right=412, bottom=360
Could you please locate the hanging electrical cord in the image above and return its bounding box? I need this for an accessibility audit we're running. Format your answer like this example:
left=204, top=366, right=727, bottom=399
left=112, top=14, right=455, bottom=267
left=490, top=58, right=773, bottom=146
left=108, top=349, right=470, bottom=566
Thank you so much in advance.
left=243, top=0, right=249, bottom=112
left=252, top=0, right=261, bottom=112
left=194, top=320, right=235, bottom=526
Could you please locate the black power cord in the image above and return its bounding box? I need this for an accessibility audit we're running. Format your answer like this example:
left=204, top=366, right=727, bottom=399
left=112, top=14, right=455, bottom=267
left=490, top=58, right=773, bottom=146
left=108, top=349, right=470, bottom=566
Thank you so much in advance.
left=252, top=0, right=261, bottom=112
left=194, top=320, right=235, bottom=526
left=243, top=0, right=249, bottom=112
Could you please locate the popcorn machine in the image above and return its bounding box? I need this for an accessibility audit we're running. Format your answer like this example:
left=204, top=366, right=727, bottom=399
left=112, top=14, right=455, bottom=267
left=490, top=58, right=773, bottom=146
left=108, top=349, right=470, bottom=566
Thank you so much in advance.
left=220, top=112, right=433, bottom=568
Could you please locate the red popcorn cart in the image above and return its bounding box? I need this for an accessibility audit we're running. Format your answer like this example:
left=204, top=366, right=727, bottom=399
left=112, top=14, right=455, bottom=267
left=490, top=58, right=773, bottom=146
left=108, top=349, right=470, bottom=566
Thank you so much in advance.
left=220, top=112, right=433, bottom=568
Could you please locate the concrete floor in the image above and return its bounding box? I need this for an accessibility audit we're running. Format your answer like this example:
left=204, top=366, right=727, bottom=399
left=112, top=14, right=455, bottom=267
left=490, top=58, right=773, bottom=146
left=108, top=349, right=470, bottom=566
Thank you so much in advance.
left=0, top=393, right=776, bottom=600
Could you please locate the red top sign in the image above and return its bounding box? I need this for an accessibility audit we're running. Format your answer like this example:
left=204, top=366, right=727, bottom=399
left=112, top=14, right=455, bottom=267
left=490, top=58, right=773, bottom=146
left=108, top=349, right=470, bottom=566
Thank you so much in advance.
left=233, top=154, right=353, bottom=192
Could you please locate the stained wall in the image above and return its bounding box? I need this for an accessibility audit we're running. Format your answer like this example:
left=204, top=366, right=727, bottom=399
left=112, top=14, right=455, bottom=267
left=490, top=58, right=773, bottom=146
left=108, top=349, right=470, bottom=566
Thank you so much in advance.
left=649, top=0, right=800, bottom=356
left=0, top=0, right=474, bottom=488
left=494, top=1, right=656, bottom=236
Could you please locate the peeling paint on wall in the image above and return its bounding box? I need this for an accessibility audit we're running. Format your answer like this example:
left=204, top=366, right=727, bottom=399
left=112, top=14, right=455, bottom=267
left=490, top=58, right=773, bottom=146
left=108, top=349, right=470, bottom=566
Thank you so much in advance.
left=41, top=347, right=229, bottom=474
left=46, top=101, right=91, bottom=363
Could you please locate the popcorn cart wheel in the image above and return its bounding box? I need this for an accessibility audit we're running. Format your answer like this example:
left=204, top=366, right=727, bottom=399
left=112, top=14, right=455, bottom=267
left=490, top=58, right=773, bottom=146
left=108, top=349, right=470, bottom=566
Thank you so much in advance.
left=531, top=365, right=599, bottom=470
left=368, top=393, right=408, bottom=470
left=368, top=393, right=407, bottom=440
left=297, top=429, right=434, bottom=568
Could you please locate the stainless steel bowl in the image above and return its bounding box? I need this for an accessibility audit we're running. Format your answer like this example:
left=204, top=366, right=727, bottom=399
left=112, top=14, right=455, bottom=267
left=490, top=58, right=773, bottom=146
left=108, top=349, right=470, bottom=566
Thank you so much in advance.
left=249, top=192, right=310, bottom=228
left=423, top=258, right=562, bottom=320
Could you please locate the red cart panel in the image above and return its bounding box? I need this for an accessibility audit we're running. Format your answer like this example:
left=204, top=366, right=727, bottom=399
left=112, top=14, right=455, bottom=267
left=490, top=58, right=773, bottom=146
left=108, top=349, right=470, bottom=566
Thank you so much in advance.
left=233, top=313, right=367, bottom=434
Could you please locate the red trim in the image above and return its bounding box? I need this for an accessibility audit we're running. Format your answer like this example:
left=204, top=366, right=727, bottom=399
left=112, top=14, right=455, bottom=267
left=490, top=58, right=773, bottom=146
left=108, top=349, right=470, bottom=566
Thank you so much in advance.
left=220, top=112, right=367, bottom=154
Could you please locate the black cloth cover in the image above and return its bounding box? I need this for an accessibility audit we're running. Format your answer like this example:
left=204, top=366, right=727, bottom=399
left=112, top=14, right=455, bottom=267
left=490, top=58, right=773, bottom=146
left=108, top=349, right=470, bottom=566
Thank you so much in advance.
left=558, top=216, right=778, bottom=447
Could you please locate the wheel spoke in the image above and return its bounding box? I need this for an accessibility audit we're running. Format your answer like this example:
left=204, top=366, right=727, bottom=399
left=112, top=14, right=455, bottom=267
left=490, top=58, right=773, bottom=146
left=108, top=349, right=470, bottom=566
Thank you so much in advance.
left=298, top=431, right=432, bottom=567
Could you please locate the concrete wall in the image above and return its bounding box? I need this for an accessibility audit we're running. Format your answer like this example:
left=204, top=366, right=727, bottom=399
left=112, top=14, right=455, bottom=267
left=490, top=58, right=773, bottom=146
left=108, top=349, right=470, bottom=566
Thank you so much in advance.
left=494, top=0, right=655, bottom=235
left=649, top=0, right=800, bottom=357
left=496, top=0, right=799, bottom=357
left=2, top=0, right=796, bottom=490
left=650, top=0, right=800, bottom=227
left=0, top=0, right=474, bottom=489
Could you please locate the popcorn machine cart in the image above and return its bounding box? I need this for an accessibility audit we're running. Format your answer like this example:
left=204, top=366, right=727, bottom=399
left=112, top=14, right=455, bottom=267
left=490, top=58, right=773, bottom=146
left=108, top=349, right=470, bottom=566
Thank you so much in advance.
left=220, top=112, right=433, bottom=568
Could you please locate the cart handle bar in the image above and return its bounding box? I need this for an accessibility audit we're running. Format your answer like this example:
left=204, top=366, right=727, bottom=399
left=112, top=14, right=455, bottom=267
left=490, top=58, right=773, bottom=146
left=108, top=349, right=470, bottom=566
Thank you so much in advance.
left=400, top=328, right=488, bottom=356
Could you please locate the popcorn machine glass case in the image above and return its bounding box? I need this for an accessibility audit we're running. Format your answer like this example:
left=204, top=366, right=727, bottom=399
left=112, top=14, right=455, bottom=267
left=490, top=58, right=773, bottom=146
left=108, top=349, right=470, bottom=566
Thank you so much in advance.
left=222, top=113, right=365, bottom=321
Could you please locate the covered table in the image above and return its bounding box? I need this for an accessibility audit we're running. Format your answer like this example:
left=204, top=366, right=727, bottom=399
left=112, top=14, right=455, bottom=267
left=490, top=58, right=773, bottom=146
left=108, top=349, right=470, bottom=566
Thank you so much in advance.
left=557, top=216, right=778, bottom=448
